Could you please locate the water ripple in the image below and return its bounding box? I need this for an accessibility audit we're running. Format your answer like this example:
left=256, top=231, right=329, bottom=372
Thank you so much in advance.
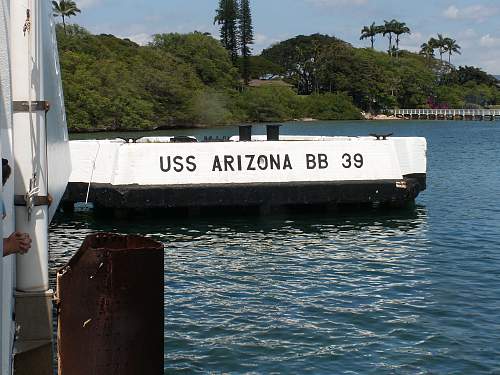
left=51, top=121, right=500, bottom=374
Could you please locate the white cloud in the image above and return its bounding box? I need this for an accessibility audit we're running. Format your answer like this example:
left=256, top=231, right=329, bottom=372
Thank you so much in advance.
left=76, top=0, right=104, bottom=9
left=122, top=33, right=152, bottom=46
left=459, top=28, right=477, bottom=39
left=253, top=33, right=283, bottom=53
left=307, top=0, right=367, bottom=7
left=254, top=33, right=269, bottom=45
left=443, top=5, right=459, bottom=19
left=397, top=31, right=424, bottom=52
left=443, top=4, right=498, bottom=22
left=408, top=32, right=423, bottom=43
left=480, top=57, right=500, bottom=74
left=451, top=34, right=500, bottom=74
left=479, top=34, right=500, bottom=47
left=458, top=50, right=500, bottom=74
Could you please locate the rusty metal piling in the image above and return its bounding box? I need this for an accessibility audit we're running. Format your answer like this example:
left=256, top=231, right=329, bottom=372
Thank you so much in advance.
left=56, top=233, right=164, bottom=375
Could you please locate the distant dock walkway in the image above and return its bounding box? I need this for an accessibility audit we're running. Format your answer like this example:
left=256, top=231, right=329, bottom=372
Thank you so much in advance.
left=391, top=109, right=500, bottom=121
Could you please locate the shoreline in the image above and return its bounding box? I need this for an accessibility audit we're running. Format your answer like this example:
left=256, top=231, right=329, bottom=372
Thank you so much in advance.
left=362, top=112, right=400, bottom=121
left=69, top=115, right=409, bottom=134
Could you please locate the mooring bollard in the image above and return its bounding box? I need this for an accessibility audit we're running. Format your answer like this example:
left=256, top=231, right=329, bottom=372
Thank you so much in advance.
left=239, top=125, right=252, bottom=141
left=266, top=124, right=281, bottom=141
left=56, top=233, right=164, bottom=375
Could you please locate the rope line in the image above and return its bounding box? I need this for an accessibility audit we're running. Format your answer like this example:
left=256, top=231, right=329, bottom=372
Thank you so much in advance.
left=86, top=142, right=101, bottom=204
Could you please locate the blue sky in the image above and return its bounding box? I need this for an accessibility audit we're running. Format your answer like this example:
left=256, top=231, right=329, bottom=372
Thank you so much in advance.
left=74, top=0, right=500, bottom=74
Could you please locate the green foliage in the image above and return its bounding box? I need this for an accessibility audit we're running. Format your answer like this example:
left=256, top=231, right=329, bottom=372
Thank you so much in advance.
left=382, top=20, right=397, bottom=56
left=261, top=33, right=500, bottom=111
left=436, top=83, right=500, bottom=108
left=52, top=0, right=81, bottom=31
left=234, top=88, right=362, bottom=122
left=57, top=25, right=499, bottom=132
left=58, top=27, right=365, bottom=131
left=436, top=67, right=499, bottom=107
left=392, top=21, right=410, bottom=58
left=360, top=22, right=384, bottom=49
left=238, top=0, right=254, bottom=83
left=236, top=87, right=301, bottom=122
left=442, top=66, right=497, bottom=86
left=424, top=34, right=461, bottom=65
left=187, top=89, right=236, bottom=126
left=262, top=34, right=349, bottom=94
left=214, top=0, right=239, bottom=63
left=443, top=38, right=461, bottom=64
left=419, top=42, right=435, bottom=62
left=238, top=56, right=284, bottom=79
left=303, top=93, right=363, bottom=120
left=151, top=32, right=239, bottom=90
left=58, top=25, right=204, bottom=131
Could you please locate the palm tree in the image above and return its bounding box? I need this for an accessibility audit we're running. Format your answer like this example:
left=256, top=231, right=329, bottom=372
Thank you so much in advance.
left=360, top=22, right=382, bottom=49
left=443, top=38, right=461, bottom=64
left=433, top=34, right=447, bottom=62
left=428, top=37, right=438, bottom=58
left=392, top=21, right=410, bottom=58
left=419, top=42, right=435, bottom=64
left=383, top=19, right=397, bottom=56
left=52, top=0, right=81, bottom=32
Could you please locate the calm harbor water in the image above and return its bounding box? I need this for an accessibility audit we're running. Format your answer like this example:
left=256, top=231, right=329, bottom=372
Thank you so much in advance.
left=51, top=120, right=500, bottom=374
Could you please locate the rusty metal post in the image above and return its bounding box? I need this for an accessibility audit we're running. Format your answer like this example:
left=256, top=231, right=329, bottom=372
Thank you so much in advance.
left=56, top=233, right=164, bottom=375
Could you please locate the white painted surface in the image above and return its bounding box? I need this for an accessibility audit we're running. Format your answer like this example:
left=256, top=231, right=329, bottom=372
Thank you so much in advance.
left=233, top=135, right=427, bottom=176
left=69, top=140, right=123, bottom=186
left=69, top=137, right=427, bottom=187
left=42, top=0, right=70, bottom=220
left=393, top=108, right=500, bottom=116
left=230, top=135, right=360, bottom=142
left=392, top=138, right=427, bottom=176
left=12, top=0, right=50, bottom=292
left=0, top=0, right=69, bottom=368
left=137, top=136, right=178, bottom=143
left=11, top=0, right=69, bottom=292
left=0, top=0, right=16, bottom=372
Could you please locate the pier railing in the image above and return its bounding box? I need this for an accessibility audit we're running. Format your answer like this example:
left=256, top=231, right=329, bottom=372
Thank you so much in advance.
left=390, top=108, right=500, bottom=120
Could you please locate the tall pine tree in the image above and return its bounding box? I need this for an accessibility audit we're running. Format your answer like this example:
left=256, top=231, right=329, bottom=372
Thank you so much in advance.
left=238, top=0, right=254, bottom=83
left=214, top=0, right=239, bottom=64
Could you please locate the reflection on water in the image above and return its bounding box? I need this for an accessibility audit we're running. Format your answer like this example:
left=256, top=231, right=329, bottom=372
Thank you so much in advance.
left=55, top=120, right=500, bottom=374
left=161, top=208, right=432, bottom=374
left=50, top=206, right=433, bottom=374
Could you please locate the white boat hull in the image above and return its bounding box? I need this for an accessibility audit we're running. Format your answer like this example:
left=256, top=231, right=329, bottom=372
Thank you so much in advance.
left=1, top=0, right=70, bottom=370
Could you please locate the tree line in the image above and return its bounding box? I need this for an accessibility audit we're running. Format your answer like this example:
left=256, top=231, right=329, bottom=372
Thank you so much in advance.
left=214, top=0, right=254, bottom=83
left=52, top=0, right=80, bottom=31
left=360, top=20, right=410, bottom=58
left=262, top=33, right=498, bottom=111
left=51, top=1, right=499, bottom=132
left=56, top=25, right=364, bottom=132
left=420, top=34, right=461, bottom=64
left=360, top=20, right=461, bottom=65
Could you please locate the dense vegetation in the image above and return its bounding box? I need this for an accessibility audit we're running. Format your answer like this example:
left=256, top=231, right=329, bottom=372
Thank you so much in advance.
left=57, top=25, right=499, bottom=132
left=261, top=34, right=500, bottom=111
left=214, top=0, right=254, bottom=83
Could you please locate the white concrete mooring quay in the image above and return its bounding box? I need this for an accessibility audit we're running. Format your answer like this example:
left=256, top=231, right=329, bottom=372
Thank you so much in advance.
left=391, top=108, right=500, bottom=121
left=62, top=126, right=428, bottom=216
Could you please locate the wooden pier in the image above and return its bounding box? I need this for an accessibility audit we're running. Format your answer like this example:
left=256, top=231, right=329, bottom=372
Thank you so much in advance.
left=391, top=109, right=500, bottom=121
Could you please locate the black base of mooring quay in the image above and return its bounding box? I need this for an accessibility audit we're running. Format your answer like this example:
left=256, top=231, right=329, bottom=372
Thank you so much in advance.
left=62, top=174, right=426, bottom=212
left=56, top=233, right=164, bottom=375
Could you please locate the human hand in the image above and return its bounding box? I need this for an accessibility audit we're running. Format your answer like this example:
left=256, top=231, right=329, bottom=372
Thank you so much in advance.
left=3, top=232, right=32, bottom=256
